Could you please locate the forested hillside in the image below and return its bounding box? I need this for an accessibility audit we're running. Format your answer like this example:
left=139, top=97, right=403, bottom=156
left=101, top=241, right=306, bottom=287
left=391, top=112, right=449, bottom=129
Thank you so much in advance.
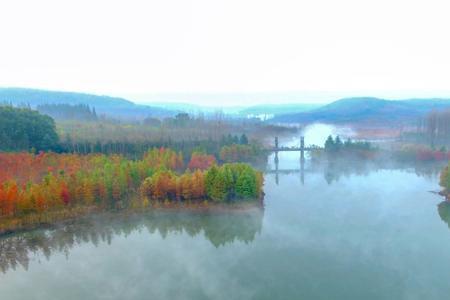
left=37, top=103, right=98, bottom=121
left=239, top=103, right=320, bottom=116
left=0, top=88, right=174, bottom=120
left=271, top=97, right=450, bottom=125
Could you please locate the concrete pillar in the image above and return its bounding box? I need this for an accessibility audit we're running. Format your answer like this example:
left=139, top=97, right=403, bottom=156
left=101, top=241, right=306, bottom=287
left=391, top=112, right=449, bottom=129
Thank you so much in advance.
left=300, top=136, right=305, bottom=161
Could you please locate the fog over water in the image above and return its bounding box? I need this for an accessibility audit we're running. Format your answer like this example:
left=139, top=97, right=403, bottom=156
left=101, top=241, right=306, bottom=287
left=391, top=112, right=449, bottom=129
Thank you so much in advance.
left=1, top=125, right=450, bottom=300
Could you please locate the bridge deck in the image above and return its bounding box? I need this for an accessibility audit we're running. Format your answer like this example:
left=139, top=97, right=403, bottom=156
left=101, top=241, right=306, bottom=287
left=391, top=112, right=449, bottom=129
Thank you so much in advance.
left=266, top=147, right=322, bottom=152
left=266, top=169, right=311, bottom=174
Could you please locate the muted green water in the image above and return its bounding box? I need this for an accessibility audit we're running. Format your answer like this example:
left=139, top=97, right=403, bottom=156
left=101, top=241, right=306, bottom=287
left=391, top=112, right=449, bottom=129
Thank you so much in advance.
left=2, top=128, right=450, bottom=299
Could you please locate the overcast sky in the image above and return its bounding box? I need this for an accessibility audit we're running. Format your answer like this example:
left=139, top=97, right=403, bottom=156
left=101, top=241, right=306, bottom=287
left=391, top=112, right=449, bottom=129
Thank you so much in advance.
left=1, top=0, right=450, bottom=105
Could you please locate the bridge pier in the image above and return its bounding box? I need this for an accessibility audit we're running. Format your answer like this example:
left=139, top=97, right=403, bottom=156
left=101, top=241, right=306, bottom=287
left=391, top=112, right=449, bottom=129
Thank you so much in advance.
left=300, top=153, right=304, bottom=185
left=300, top=136, right=305, bottom=162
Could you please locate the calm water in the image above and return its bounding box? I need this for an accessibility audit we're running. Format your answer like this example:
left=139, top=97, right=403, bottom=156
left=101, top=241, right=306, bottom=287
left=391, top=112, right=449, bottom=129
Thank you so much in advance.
left=2, top=126, right=450, bottom=300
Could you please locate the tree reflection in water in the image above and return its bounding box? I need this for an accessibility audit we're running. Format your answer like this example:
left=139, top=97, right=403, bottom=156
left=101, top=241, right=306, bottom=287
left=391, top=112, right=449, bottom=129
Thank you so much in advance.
left=0, top=206, right=264, bottom=274
left=322, top=160, right=445, bottom=185
left=438, top=201, right=450, bottom=230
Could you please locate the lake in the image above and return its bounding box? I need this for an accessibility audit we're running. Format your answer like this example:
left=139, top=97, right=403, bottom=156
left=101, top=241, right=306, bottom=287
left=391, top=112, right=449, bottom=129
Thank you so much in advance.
left=1, top=125, right=450, bottom=300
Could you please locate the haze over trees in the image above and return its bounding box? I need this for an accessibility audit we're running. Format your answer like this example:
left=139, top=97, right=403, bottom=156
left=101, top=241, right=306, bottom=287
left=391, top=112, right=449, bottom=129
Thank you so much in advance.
left=321, top=135, right=375, bottom=160
left=0, top=103, right=279, bottom=164
left=419, top=110, right=450, bottom=146
left=324, top=135, right=372, bottom=153
left=37, top=103, right=98, bottom=121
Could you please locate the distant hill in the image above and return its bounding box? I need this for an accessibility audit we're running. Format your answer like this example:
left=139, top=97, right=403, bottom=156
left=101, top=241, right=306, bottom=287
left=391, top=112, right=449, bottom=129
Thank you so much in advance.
left=112, top=101, right=320, bottom=117
left=146, top=102, right=204, bottom=113
left=143, top=102, right=244, bottom=115
left=0, top=88, right=174, bottom=120
left=271, top=97, right=450, bottom=126
left=238, top=103, right=321, bottom=117
left=142, top=102, right=247, bottom=115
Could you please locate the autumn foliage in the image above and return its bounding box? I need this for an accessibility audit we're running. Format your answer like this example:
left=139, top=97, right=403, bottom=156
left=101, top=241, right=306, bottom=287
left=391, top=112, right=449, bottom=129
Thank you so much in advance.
left=416, top=149, right=450, bottom=161
left=187, top=152, right=216, bottom=170
left=140, top=163, right=262, bottom=203
left=395, top=144, right=450, bottom=162
left=219, top=144, right=259, bottom=162
left=0, top=148, right=263, bottom=222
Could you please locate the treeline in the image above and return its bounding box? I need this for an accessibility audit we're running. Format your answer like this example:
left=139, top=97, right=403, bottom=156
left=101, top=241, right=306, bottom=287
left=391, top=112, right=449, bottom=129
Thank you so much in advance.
left=0, top=149, right=263, bottom=229
left=37, top=103, right=98, bottom=121
left=58, top=112, right=254, bottom=146
left=219, top=144, right=262, bottom=162
left=418, top=110, right=450, bottom=146
left=55, top=112, right=285, bottom=156
left=0, top=106, right=59, bottom=151
left=392, top=143, right=450, bottom=162
left=323, top=135, right=375, bottom=159
left=324, top=135, right=372, bottom=153
left=60, top=132, right=253, bottom=160
left=1, top=105, right=264, bottom=161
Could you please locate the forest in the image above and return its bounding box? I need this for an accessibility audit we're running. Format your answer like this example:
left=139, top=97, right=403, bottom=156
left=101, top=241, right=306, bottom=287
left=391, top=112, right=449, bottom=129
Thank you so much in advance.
left=0, top=149, right=263, bottom=234
left=36, top=103, right=98, bottom=121
left=308, top=135, right=377, bottom=161
left=397, top=109, right=450, bottom=149
left=0, top=105, right=285, bottom=161
left=313, top=134, right=450, bottom=163
left=0, top=105, right=270, bottom=235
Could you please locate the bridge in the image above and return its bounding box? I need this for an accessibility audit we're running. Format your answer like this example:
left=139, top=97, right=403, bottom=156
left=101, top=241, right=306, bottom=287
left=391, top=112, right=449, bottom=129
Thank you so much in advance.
left=266, top=136, right=322, bottom=161
left=265, top=136, right=323, bottom=185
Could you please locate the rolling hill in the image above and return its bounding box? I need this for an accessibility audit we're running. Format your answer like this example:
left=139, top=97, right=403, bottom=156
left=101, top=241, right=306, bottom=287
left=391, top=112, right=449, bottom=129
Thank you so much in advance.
left=0, top=88, right=174, bottom=119
left=271, top=97, right=450, bottom=126
left=238, top=103, right=321, bottom=116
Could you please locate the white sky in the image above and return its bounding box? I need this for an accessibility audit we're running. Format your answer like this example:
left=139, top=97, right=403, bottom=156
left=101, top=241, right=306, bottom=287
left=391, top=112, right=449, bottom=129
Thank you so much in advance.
left=1, top=0, right=450, bottom=105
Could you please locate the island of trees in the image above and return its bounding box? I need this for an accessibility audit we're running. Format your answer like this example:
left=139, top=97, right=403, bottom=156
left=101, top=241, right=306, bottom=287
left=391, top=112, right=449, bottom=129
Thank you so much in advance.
left=0, top=106, right=266, bottom=234
left=0, top=149, right=263, bottom=234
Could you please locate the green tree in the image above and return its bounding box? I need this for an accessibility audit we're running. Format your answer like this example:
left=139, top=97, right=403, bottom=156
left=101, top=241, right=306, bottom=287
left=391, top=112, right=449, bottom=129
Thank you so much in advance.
left=236, top=168, right=257, bottom=199
left=0, top=106, right=59, bottom=151
left=239, top=134, right=249, bottom=145
left=324, top=135, right=335, bottom=153
left=205, top=165, right=227, bottom=202
left=335, top=136, right=343, bottom=151
left=205, top=165, right=218, bottom=197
